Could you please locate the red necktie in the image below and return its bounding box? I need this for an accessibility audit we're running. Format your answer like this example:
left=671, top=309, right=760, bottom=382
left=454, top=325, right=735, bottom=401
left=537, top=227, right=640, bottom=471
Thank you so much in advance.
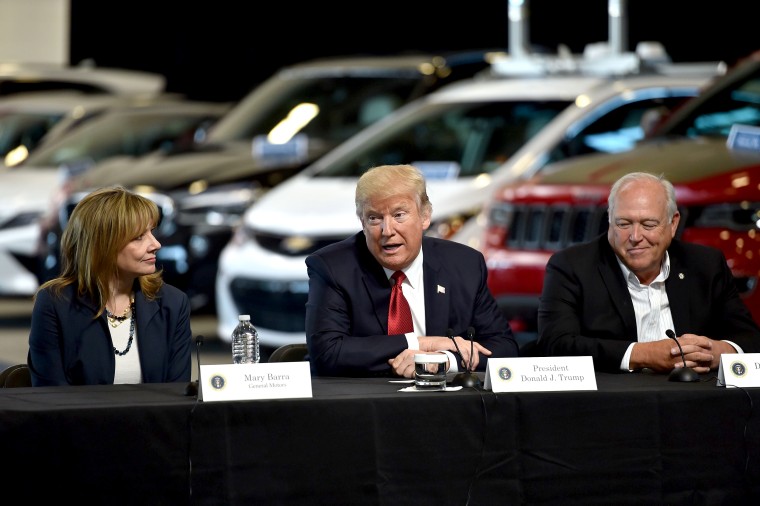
left=388, top=271, right=414, bottom=335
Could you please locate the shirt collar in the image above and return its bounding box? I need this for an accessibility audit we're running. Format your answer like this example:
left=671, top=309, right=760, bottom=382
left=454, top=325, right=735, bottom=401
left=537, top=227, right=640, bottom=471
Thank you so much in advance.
left=616, top=250, right=670, bottom=286
left=383, top=248, right=424, bottom=289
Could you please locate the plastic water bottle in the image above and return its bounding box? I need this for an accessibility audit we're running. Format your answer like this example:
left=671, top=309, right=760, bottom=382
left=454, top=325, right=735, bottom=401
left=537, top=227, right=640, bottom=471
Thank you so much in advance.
left=231, top=314, right=260, bottom=364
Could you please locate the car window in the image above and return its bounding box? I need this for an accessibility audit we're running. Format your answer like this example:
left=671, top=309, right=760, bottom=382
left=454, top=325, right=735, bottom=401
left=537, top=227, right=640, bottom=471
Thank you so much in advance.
left=663, top=74, right=760, bottom=137
left=24, top=112, right=221, bottom=171
left=315, top=101, right=570, bottom=179
left=545, top=94, right=697, bottom=165
left=0, top=112, right=63, bottom=157
left=212, top=76, right=422, bottom=146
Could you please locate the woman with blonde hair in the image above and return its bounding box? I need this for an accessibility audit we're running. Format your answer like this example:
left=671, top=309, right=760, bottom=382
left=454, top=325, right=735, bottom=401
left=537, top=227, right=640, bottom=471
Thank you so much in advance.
left=28, top=185, right=192, bottom=386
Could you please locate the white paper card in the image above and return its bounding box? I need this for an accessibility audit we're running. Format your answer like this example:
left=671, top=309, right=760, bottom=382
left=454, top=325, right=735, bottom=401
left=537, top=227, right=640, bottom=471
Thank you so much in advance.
left=718, top=353, right=760, bottom=387
left=484, top=356, right=597, bottom=392
left=198, top=362, right=312, bottom=402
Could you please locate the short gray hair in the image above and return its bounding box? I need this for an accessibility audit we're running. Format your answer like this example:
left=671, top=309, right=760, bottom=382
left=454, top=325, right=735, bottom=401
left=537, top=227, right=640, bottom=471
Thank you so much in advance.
left=607, top=172, right=677, bottom=222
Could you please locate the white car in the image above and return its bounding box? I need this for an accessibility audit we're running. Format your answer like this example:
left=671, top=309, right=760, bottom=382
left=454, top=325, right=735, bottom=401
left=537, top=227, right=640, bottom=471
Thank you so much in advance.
left=215, top=47, right=723, bottom=349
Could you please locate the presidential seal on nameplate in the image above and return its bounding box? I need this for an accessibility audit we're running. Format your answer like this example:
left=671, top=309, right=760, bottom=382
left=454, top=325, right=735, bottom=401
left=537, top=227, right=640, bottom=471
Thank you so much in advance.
left=198, top=362, right=312, bottom=402
left=484, top=356, right=596, bottom=392
left=718, top=353, right=760, bottom=388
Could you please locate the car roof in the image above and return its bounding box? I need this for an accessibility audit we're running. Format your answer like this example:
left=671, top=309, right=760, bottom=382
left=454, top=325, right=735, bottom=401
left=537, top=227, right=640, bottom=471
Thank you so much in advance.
left=0, top=61, right=166, bottom=96
left=422, top=71, right=714, bottom=104
left=276, top=51, right=501, bottom=75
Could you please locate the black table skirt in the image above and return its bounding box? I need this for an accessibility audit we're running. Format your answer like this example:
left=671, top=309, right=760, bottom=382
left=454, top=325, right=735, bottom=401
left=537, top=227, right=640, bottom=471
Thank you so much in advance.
left=1, top=372, right=758, bottom=505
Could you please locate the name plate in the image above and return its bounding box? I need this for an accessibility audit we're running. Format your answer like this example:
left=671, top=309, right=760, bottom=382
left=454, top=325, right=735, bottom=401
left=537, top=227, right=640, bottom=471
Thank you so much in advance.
left=718, top=353, right=760, bottom=388
left=484, top=356, right=597, bottom=392
left=198, top=362, right=312, bottom=402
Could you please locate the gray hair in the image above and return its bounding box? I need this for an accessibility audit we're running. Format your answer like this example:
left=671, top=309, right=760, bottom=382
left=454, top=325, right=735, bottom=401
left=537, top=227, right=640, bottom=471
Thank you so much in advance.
left=607, top=172, right=677, bottom=222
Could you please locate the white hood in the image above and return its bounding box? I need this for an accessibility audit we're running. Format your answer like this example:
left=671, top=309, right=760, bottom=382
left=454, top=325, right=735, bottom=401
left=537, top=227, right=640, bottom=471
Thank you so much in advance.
left=243, top=172, right=494, bottom=238
left=0, top=168, right=59, bottom=224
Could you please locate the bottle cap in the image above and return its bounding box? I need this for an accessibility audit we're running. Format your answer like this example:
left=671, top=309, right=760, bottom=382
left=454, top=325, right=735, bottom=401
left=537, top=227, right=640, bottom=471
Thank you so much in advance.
left=238, top=314, right=250, bottom=321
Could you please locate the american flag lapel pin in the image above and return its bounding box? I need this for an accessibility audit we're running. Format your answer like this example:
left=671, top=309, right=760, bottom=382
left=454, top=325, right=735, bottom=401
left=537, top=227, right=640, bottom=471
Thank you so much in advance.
left=437, top=285, right=446, bottom=294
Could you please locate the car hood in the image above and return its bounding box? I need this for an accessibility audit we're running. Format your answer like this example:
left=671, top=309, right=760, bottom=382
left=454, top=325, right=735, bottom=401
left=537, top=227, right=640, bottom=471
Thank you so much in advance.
left=70, top=139, right=323, bottom=192
left=534, top=137, right=760, bottom=186
left=244, top=173, right=493, bottom=237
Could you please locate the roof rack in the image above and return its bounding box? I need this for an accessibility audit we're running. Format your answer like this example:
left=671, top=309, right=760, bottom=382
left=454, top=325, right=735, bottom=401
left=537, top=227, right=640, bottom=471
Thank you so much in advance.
left=492, top=0, right=725, bottom=78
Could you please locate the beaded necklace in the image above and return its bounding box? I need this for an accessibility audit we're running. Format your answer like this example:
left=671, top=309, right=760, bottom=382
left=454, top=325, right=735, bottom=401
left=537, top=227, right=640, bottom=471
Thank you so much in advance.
left=106, top=296, right=134, bottom=328
left=111, top=298, right=135, bottom=356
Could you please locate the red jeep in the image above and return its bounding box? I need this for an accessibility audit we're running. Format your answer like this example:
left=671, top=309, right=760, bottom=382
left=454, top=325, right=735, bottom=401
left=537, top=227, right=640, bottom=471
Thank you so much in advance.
left=483, top=51, right=760, bottom=332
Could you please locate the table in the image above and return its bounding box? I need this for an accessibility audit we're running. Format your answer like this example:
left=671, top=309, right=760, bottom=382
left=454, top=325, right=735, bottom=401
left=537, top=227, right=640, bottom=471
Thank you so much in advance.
left=1, top=373, right=759, bottom=505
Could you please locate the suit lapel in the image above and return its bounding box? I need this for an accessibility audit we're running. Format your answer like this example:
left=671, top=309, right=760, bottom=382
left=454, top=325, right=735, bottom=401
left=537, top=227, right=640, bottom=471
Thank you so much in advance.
left=421, top=240, right=449, bottom=336
left=664, top=250, right=691, bottom=333
left=597, top=237, right=638, bottom=335
left=133, top=288, right=160, bottom=353
left=356, top=235, right=395, bottom=333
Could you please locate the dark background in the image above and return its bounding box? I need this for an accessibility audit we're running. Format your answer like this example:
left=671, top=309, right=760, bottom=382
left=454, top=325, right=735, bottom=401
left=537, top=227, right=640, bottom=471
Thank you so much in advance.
left=69, top=0, right=757, bottom=103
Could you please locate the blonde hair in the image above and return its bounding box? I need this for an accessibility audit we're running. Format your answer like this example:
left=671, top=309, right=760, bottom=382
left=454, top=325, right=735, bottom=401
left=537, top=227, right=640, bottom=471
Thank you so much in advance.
left=38, top=185, right=164, bottom=317
left=355, top=164, right=432, bottom=221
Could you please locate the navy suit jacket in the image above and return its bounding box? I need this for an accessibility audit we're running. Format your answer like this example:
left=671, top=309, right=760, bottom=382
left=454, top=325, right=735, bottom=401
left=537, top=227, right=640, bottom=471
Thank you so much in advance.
left=305, top=232, right=518, bottom=377
left=28, top=282, right=192, bottom=386
left=537, top=234, right=760, bottom=372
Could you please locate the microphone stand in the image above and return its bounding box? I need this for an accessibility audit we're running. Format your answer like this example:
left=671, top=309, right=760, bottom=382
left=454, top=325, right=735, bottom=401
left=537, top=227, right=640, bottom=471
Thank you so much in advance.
left=665, top=329, right=699, bottom=382
left=449, top=327, right=482, bottom=388
left=184, top=335, right=205, bottom=396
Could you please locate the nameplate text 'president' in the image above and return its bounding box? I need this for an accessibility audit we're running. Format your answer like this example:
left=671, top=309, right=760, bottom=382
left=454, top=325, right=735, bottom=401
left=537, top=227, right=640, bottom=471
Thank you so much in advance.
left=484, top=356, right=597, bottom=392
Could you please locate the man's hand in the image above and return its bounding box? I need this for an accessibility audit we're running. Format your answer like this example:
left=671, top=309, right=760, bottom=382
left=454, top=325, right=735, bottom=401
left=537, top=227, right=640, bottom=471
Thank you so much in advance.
left=631, top=334, right=735, bottom=373
left=419, top=335, right=491, bottom=371
left=675, top=333, right=736, bottom=371
left=388, top=349, right=438, bottom=378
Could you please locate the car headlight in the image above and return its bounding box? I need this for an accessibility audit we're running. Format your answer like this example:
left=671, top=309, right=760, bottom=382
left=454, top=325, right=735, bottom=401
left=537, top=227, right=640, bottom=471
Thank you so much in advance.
left=426, top=208, right=480, bottom=240
left=172, top=183, right=265, bottom=229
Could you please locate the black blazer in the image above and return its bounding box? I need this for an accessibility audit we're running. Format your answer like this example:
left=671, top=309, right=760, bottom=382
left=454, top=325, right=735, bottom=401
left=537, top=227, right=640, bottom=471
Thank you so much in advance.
left=305, top=232, right=518, bottom=376
left=537, top=234, right=760, bottom=372
left=28, top=282, right=192, bottom=386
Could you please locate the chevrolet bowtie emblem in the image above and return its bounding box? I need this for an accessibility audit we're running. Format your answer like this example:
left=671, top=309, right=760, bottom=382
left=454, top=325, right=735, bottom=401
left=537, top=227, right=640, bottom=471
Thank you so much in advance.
left=437, top=285, right=446, bottom=294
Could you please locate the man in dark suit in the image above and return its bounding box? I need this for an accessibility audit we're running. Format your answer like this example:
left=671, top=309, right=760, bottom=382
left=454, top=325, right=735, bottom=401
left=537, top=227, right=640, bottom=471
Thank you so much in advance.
left=305, top=164, right=518, bottom=377
left=537, top=172, right=760, bottom=373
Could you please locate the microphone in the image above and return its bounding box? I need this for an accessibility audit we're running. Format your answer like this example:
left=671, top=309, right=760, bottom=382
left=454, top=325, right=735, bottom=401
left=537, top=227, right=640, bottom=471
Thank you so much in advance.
left=665, top=329, right=699, bottom=382
left=466, top=326, right=476, bottom=373
left=184, top=335, right=205, bottom=396
left=449, top=327, right=482, bottom=388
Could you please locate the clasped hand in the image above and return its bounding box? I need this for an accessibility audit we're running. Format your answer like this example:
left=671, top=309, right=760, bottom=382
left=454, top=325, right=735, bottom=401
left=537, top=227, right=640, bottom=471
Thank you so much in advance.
left=388, top=335, right=492, bottom=378
left=632, top=333, right=734, bottom=373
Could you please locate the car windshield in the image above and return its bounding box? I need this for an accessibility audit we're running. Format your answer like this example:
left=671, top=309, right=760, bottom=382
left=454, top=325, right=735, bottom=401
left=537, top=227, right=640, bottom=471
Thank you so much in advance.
left=659, top=65, right=760, bottom=138
left=208, top=75, right=425, bottom=146
left=23, top=110, right=219, bottom=171
left=312, top=100, right=570, bottom=179
left=0, top=111, right=64, bottom=157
